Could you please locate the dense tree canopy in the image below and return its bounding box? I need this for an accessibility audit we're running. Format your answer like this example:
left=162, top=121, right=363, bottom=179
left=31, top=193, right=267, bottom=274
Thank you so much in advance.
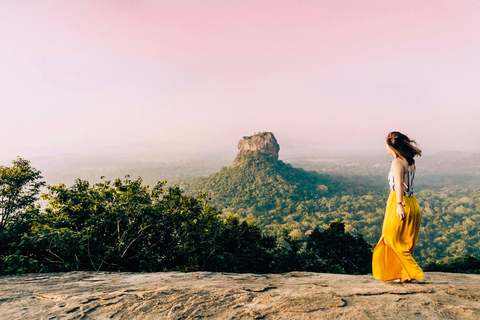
left=185, top=154, right=480, bottom=266
left=0, top=159, right=373, bottom=274
left=1, top=155, right=479, bottom=275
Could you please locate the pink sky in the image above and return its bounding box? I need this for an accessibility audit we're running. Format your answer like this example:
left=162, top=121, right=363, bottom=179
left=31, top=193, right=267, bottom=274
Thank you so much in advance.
left=1, top=0, right=479, bottom=159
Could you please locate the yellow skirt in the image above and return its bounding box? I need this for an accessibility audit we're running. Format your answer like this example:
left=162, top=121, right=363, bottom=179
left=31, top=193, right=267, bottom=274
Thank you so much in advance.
left=372, top=191, right=425, bottom=281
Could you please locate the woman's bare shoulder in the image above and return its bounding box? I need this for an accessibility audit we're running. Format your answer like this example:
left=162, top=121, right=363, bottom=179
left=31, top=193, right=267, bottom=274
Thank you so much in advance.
left=391, top=157, right=403, bottom=165
left=391, top=158, right=407, bottom=172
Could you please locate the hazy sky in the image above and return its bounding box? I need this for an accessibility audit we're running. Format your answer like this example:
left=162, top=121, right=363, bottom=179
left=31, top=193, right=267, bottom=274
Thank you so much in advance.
left=1, top=0, right=480, bottom=160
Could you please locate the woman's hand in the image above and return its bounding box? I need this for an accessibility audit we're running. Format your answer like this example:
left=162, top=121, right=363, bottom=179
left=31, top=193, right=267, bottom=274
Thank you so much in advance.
left=396, top=204, right=406, bottom=221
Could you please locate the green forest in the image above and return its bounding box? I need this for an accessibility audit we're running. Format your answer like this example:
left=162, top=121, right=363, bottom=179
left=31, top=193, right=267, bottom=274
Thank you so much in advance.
left=1, top=155, right=479, bottom=275
left=0, top=157, right=371, bottom=275
left=186, top=153, right=480, bottom=267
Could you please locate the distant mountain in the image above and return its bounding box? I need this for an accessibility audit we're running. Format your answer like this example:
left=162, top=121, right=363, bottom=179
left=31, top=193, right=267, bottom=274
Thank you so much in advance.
left=186, top=132, right=360, bottom=230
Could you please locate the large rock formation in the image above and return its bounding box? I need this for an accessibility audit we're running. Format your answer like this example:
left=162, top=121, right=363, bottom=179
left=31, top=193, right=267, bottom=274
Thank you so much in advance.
left=1, top=271, right=479, bottom=319
left=233, top=132, right=280, bottom=165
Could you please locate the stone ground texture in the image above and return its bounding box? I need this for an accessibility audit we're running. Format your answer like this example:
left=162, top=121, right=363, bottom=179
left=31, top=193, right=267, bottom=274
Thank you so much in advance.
left=0, top=271, right=479, bottom=319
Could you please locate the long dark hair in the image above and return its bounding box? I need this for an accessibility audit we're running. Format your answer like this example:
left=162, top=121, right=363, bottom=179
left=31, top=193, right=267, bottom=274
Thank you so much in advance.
left=386, top=131, right=422, bottom=166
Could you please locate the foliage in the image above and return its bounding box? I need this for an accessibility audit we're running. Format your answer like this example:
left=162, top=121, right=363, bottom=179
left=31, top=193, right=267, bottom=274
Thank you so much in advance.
left=304, top=219, right=372, bottom=274
left=0, top=168, right=372, bottom=275
left=0, top=157, right=45, bottom=274
left=206, top=214, right=276, bottom=273
left=414, top=187, right=480, bottom=265
left=424, top=255, right=480, bottom=274
left=264, top=219, right=373, bottom=274
left=3, top=153, right=479, bottom=275
left=0, top=176, right=285, bottom=274
left=272, top=227, right=306, bottom=272
left=186, top=154, right=480, bottom=266
left=23, top=177, right=231, bottom=272
left=0, top=157, right=44, bottom=232
left=187, top=154, right=363, bottom=231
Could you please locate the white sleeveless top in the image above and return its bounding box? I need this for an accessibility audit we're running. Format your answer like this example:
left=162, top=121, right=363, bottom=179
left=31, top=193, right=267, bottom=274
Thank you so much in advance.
left=388, top=158, right=415, bottom=197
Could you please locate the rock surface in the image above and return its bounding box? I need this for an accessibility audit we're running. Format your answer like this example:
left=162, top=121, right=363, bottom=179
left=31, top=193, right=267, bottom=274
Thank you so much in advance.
left=1, top=271, right=479, bottom=319
left=234, top=132, right=280, bottom=165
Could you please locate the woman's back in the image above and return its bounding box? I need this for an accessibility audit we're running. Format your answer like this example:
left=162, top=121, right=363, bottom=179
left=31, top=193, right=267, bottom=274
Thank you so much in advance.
left=388, top=157, right=415, bottom=197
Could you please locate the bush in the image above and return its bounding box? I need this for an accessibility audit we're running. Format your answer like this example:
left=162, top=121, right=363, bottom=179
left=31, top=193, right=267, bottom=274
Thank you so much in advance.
left=305, top=219, right=372, bottom=274
left=424, top=255, right=480, bottom=274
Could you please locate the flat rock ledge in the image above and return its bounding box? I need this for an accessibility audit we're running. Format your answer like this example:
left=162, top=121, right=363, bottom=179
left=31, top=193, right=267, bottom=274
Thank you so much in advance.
left=1, top=271, right=479, bottom=319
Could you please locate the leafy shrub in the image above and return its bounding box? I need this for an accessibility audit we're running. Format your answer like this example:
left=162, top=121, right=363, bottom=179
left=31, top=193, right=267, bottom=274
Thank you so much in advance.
left=305, top=219, right=373, bottom=274
left=424, top=255, right=480, bottom=274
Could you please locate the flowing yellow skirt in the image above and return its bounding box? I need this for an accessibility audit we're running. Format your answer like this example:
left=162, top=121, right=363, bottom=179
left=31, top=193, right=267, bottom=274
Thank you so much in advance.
left=372, top=191, right=425, bottom=281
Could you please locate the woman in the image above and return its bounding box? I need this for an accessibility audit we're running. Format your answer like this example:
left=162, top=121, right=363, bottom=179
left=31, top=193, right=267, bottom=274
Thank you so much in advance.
left=372, top=131, right=425, bottom=282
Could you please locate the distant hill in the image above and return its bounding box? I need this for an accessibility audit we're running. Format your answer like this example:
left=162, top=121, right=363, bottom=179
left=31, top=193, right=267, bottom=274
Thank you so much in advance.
left=189, top=153, right=346, bottom=207
left=185, top=132, right=366, bottom=232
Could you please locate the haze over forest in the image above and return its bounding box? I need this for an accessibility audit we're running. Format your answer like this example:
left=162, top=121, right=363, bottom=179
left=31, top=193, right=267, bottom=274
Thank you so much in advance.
left=1, top=147, right=476, bottom=192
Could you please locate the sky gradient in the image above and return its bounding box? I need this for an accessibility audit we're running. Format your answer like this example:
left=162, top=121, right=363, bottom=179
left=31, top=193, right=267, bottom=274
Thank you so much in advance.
left=1, top=1, right=480, bottom=160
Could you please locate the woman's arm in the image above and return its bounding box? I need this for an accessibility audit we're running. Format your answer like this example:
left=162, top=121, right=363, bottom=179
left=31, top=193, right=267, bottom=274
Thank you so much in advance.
left=391, top=158, right=406, bottom=221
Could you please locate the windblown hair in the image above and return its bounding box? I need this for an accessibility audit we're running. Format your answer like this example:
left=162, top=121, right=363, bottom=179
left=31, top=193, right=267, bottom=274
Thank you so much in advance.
left=386, top=132, right=422, bottom=166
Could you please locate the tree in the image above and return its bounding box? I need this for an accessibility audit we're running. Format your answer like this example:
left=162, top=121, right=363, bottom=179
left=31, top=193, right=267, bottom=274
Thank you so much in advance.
left=0, top=157, right=44, bottom=232
left=210, top=214, right=276, bottom=273
left=424, top=255, right=480, bottom=274
left=27, top=178, right=230, bottom=272
left=305, top=219, right=373, bottom=274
